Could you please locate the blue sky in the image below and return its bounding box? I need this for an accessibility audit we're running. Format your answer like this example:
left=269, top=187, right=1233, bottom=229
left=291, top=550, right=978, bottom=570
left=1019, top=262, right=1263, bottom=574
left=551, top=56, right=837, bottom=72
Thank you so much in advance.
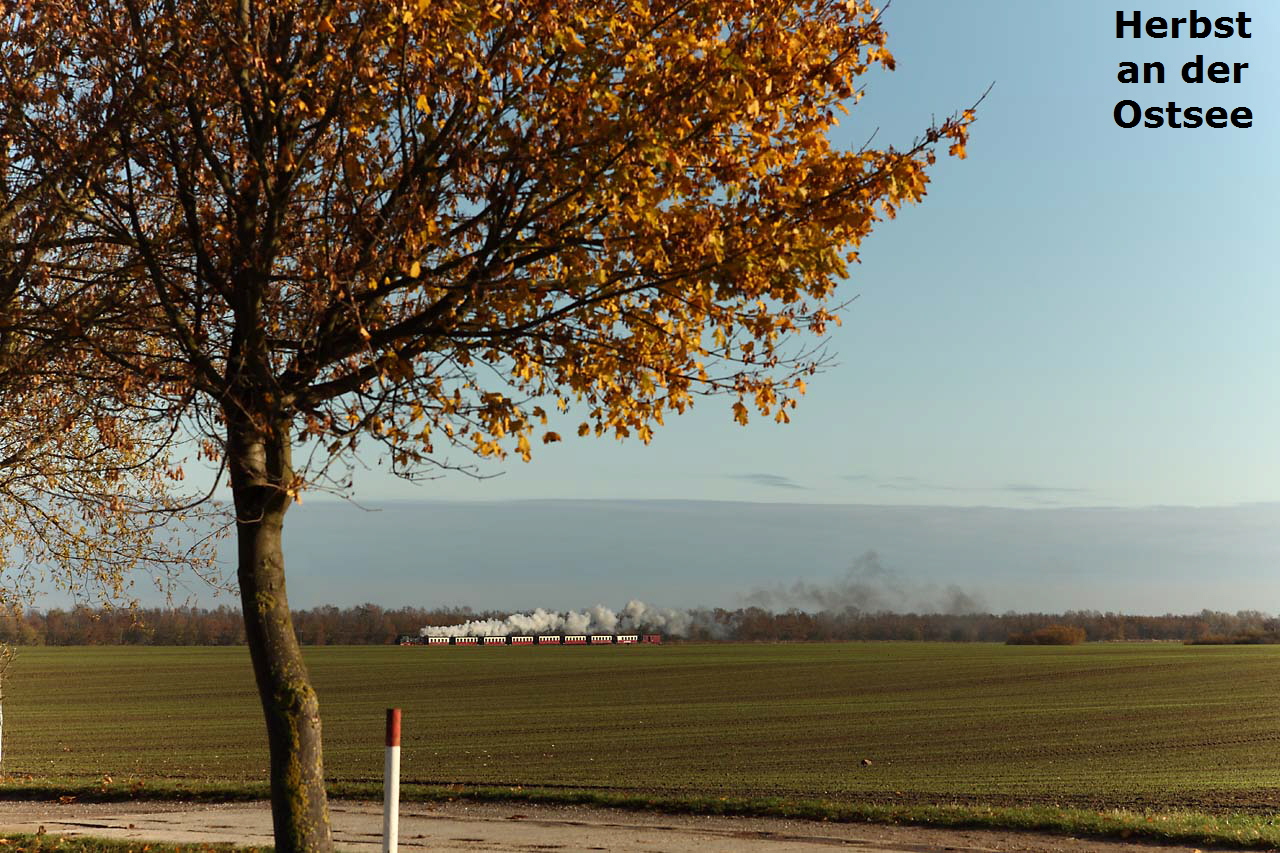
left=164, top=2, right=1280, bottom=617
left=334, top=0, right=1279, bottom=510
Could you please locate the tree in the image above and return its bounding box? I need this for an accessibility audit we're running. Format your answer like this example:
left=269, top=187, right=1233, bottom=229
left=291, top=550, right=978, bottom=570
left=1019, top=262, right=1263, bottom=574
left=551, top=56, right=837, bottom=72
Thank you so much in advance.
left=0, top=1, right=217, bottom=610
left=29, top=0, right=976, bottom=849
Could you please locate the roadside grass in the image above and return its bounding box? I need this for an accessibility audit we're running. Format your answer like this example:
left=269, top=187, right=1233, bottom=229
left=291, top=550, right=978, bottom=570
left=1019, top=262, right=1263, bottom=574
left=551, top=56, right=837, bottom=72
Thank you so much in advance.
left=0, top=836, right=265, bottom=853
left=6, top=644, right=1280, bottom=848
left=3, top=779, right=1280, bottom=850
left=381, top=784, right=1280, bottom=849
left=410, top=787, right=1280, bottom=849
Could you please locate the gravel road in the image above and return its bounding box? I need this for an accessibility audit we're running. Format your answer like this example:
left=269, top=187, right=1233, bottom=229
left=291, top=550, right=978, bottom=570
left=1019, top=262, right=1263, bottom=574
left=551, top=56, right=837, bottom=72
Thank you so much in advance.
left=0, top=799, right=1260, bottom=853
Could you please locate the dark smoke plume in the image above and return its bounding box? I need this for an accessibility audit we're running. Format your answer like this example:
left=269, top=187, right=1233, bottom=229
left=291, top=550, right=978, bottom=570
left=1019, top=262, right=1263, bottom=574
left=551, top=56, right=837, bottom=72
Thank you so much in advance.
left=743, top=550, right=986, bottom=615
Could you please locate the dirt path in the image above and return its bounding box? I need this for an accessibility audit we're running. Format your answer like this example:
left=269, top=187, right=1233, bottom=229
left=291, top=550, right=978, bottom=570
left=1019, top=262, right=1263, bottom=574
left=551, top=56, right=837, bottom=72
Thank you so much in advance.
left=0, top=799, right=1260, bottom=853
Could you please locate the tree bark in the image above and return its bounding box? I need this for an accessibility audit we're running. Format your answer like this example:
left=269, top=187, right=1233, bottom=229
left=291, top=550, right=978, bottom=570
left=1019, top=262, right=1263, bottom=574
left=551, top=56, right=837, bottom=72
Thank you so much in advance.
left=228, top=414, right=333, bottom=853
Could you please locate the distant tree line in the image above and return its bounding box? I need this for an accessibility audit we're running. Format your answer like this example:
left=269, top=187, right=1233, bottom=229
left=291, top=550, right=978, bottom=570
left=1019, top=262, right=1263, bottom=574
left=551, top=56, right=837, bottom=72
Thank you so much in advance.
left=0, top=605, right=1277, bottom=646
left=1005, top=624, right=1087, bottom=645
left=701, top=607, right=1280, bottom=644
left=0, top=605, right=493, bottom=646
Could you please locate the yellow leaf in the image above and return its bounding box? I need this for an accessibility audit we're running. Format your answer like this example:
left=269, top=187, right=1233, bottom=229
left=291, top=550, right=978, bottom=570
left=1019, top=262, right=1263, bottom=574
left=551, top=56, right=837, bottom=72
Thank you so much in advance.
left=409, top=261, right=421, bottom=278
left=416, top=94, right=430, bottom=113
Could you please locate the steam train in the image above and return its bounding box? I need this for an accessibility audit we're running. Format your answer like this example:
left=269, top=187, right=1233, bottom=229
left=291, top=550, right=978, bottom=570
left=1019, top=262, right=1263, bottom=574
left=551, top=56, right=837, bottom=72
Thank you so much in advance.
left=398, top=633, right=663, bottom=646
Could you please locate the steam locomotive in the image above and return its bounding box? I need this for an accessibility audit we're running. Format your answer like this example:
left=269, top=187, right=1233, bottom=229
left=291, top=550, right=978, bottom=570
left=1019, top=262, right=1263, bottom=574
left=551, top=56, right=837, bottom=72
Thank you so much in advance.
left=398, top=633, right=663, bottom=646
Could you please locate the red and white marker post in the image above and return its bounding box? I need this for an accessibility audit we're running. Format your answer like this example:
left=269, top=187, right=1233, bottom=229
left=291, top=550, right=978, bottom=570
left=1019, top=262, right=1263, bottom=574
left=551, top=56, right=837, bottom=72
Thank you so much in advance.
left=383, top=708, right=401, bottom=853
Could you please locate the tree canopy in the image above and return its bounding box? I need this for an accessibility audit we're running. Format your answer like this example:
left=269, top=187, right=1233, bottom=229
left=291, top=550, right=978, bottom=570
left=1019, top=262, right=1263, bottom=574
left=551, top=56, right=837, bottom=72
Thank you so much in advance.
left=81, top=0, right=973, bottom=472
left=0, top=1, right=215, bottom=608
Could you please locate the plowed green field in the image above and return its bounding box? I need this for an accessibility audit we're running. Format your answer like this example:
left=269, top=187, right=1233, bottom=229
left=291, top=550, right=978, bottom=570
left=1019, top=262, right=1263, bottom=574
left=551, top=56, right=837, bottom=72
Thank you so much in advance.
left=6, top=643, right=1280, bottom=812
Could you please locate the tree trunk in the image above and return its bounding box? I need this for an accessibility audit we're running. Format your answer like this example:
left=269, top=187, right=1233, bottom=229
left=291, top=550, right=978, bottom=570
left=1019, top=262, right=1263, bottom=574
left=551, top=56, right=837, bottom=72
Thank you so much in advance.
left=228, top=414, right=333, bottom=853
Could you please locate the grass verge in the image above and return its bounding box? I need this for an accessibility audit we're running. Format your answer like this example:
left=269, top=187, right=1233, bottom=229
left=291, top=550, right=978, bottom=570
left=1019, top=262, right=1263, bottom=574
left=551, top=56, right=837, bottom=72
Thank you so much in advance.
left=392, top=785, right=1280, bottom=849
left=3, top=780, right=1280, bottom=850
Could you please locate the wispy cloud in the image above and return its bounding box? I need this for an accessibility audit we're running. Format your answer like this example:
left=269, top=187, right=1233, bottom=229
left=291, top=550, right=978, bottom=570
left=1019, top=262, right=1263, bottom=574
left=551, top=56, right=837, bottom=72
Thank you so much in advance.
left=844, top=474, right=1090, bottom=497
left=729, top=473, right=806, bottom=490
left=1001, top=483, right=1089, bottom=495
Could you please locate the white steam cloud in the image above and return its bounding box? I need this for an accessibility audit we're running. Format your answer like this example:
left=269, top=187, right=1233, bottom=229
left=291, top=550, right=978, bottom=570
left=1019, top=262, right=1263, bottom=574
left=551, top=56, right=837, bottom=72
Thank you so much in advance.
left=420, top=600, right=702, bottom=638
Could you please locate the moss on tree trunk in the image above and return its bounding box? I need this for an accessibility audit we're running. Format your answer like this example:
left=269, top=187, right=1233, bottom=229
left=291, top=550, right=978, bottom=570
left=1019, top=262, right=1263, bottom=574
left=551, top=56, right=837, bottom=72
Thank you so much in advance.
left=229, top=415, right=333, bottom=853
